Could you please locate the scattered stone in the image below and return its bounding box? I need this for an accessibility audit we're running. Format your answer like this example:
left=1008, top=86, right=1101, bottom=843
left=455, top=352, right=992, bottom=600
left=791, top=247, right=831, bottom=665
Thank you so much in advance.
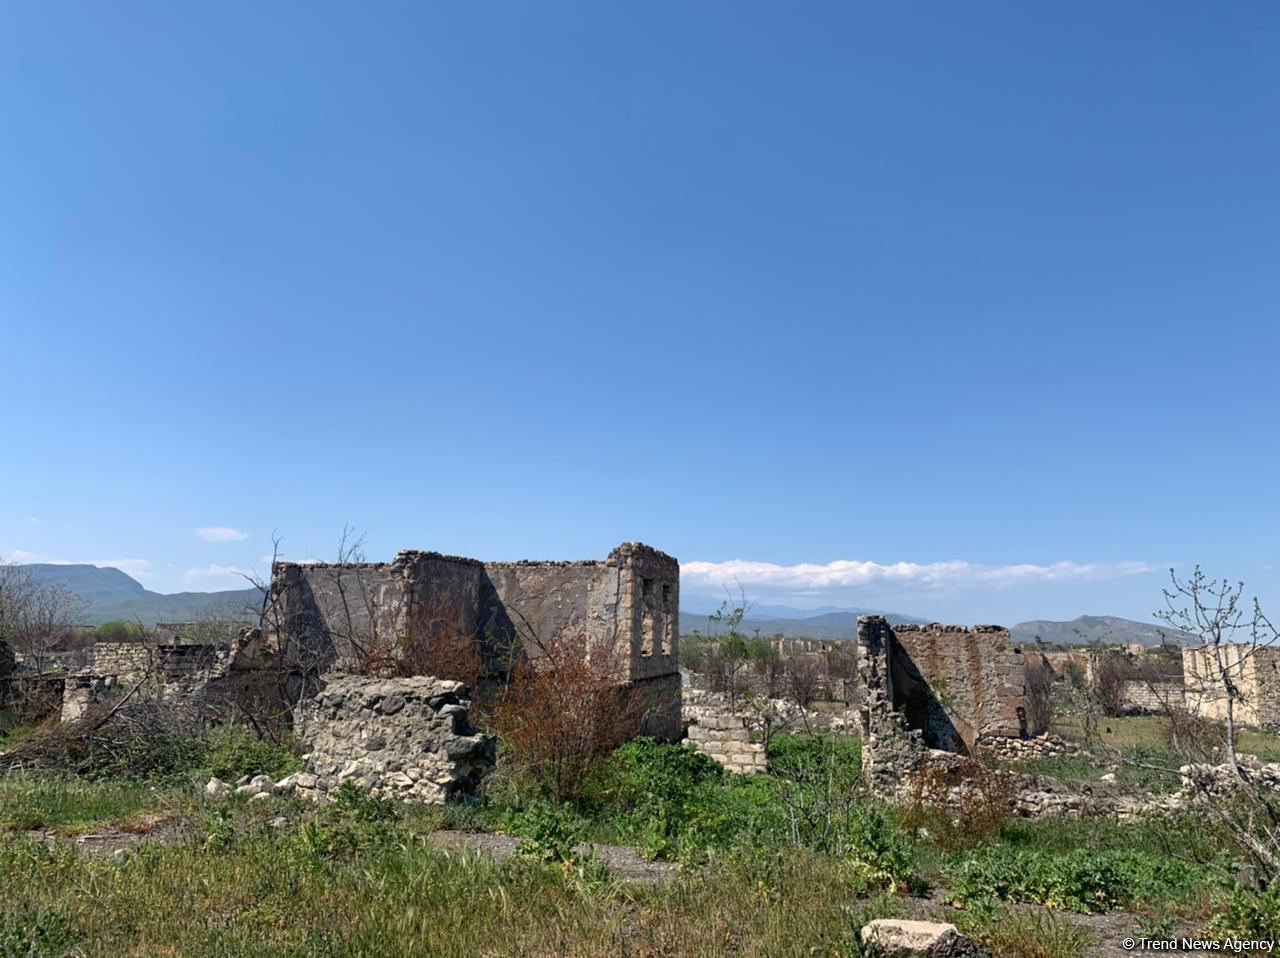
left=235, top=774, right=274, bottom=797
left=273, top=773, right=298, bottom=794
left=859, top=919, right=991, bottom=957
left=205, top=777, right=230, bottom=799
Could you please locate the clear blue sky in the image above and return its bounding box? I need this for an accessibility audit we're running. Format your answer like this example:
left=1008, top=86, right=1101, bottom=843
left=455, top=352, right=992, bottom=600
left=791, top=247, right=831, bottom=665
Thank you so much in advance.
left=3, top=2, right=1277, bottom=624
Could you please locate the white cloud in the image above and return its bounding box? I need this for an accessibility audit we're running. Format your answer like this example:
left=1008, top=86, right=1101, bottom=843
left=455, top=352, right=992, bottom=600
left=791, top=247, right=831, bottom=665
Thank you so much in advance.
left=681, top=557, right=1156, bottom=595
left=196, top=527, right=249, bottom=543
left=23, top=517, right=42, bottom=525
left=184, top=564, right=256, bottom=588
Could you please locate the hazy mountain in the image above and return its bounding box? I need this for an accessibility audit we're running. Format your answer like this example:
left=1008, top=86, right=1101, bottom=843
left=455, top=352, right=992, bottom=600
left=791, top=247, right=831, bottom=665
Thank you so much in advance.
left=21, top=564, right=261, bottom=626
left=1010, top=614, right=1194, bottom=648
left=680, top=608, right=929, bottom=640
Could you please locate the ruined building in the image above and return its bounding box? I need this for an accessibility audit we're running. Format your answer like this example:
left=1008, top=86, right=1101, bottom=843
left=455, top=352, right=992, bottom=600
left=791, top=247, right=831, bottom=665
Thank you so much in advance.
left=856, top=616, right=1028, bottom=788
left=1182, top=644, right=1280, bottom=729
left=268, top=542, right=681, bottom=740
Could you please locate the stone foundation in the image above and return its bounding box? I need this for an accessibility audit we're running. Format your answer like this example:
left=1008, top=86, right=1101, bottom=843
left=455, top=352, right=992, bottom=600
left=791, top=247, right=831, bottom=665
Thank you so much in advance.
left=295, top=674, right=495, bottom=803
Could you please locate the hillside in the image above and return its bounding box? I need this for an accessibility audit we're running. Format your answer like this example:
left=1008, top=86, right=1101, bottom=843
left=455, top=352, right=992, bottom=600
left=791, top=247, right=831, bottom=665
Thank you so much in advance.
left=22, top=564, right=261, bottom=626
left=1009, top=614, right=1194, bottom=648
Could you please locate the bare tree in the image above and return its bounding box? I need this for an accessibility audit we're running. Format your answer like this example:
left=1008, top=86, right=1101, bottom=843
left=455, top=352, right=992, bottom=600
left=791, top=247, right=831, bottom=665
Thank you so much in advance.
left=1023, top=651, right=1056, bottom=735
left=1158, top=566, right=1278, bottom=779
left=0, top=560, right=87, bottom=674
left=786, top=656, right=823, bottom=711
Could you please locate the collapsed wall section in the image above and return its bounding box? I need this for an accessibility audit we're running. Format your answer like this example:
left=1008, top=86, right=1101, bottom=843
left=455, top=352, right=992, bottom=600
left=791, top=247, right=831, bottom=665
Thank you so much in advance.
left=295, top=674, right=496, bottom=803
left=856, top=617, right=1028, bottom=791
left=891, top=624, right=1027, bottom=751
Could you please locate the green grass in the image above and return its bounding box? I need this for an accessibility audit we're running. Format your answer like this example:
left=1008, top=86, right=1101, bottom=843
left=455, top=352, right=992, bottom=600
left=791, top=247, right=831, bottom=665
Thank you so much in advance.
left=0, top=829, right=894, bottom=957
left=0, top=729, right=1261, bottom=954
left=1051, top=715, right=1280, bottom=762
left=0, top=774, right=192, bottom=835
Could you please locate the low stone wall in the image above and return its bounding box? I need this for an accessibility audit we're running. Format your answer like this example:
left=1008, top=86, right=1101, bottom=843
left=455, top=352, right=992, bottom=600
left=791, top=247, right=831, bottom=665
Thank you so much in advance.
left=296, top=675, right=496, bottom=803
left=1119, top=680, right=1183, bottom=715
left=977, top=732, right=1074, bottom=762
left=684, top=711, right=768, bottom=774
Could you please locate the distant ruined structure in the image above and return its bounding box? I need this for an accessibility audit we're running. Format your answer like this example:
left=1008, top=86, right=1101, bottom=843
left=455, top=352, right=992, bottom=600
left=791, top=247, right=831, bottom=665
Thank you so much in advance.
left=269, top=542, right=681, bottom=741
left=1182, top=644, right=1280, bottom=729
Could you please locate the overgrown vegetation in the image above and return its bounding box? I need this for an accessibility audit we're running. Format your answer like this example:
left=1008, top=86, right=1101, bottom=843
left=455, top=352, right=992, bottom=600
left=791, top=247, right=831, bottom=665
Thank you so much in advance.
left=0, top=722, right=1273, bottom=954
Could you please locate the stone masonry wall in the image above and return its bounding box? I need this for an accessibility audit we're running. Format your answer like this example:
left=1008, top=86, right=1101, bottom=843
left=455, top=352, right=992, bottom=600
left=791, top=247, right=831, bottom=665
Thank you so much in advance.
left=271, top=542, right=682, bottom=740
left=891, top=624, right=1027, bottom=751
left=857, top=616, right=926, bottom=789
left=295, top=674, right=496, bottom=803
left=856, top=617, right=1029, bottom=792
left=684, top=710, right=768, bottom=774
left=1183, top=645, right=1280, bottom=729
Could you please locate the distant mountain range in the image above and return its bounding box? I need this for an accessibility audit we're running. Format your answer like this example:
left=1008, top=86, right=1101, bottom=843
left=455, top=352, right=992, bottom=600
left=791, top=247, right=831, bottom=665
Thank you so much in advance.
left=680, top=606, right=1194, bottom=647
left=23, top=564, right=261, bottom=626
left=1009, top=614, right=1194, bottom=648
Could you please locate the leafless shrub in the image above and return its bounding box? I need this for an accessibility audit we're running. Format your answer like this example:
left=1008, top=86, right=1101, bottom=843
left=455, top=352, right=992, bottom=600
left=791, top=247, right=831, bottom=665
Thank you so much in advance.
left=786, top=657, right=823, bottom=711
left=1024, top=654, right=1056, bottom=734
left=1091, top=648, right=1136, bottom=718
left=486, top=630, right=641, bottom=802
left=901, top=754, right=1017, bottom=851
left=0, top=560, right=88, bottom=674
left=397, top=597, right=485, bottom=687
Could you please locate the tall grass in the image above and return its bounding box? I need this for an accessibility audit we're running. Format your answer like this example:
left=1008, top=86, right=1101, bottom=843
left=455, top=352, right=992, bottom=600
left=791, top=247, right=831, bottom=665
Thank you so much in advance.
left=0, top=832, right=889, bottom=957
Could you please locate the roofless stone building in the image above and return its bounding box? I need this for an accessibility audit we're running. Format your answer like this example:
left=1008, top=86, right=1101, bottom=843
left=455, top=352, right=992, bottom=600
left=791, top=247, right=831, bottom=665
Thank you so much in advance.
left=268, top=542, right=681, bottom=740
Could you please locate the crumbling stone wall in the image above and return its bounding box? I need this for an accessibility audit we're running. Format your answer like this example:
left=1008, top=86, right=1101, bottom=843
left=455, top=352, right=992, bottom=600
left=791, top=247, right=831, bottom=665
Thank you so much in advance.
left=683, top=710, right=768, bottom=774
left=856, top=616, right=1028, bottom=790
left=60, top=630, right=282, bottom=724
left=1183, top=645, right=1280, bottom=729
left=270, top=542, right=681, bottom=740
left=856, top=615, right=927, bottom=789
left=294, top=674, right=495, bottom=803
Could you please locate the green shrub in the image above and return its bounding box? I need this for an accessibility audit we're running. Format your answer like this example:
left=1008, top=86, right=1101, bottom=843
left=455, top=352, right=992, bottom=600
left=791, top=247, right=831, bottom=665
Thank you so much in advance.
left=0, top=906, right=82, bottom=958
left=1209, top=882, right=1280, bottom=941
left=945, top=847, right=1201, bottom=913
left=500, top=801, right=585, bottom=864
left=95, top=621, right=144, bottom=642
left=202, top=728, right=301, bottom=783
left=767, top=733, right=861, bottom=780
left=590, top=738, right=723, bottom=809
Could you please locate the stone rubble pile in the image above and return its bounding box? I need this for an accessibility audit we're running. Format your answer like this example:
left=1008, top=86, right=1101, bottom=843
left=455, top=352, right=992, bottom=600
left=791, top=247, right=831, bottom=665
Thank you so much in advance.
left=293, top=674, right=495, bottom=803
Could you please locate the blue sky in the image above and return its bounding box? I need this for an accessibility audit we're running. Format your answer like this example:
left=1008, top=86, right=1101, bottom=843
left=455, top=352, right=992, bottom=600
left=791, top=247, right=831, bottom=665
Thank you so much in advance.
left=2, top=2, right=1277, bottom=624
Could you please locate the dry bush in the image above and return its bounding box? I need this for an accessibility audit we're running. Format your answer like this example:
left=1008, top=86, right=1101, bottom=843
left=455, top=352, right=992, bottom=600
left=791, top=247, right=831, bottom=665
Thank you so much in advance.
left=901, top=754, right=1018, bottom=850
left=1024, top=655, right=1056, bottom=734
left=486, top=631, right=641, bottom=802
left=1091, top=649, right=1136, bottom=717
left=396, top=599, right=485, bottom=687
left=1165, top=705, right=1227, bottom=764
left=1, top=695, right=205, bottom=778
left=786, top=657, right=823, bottom=710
